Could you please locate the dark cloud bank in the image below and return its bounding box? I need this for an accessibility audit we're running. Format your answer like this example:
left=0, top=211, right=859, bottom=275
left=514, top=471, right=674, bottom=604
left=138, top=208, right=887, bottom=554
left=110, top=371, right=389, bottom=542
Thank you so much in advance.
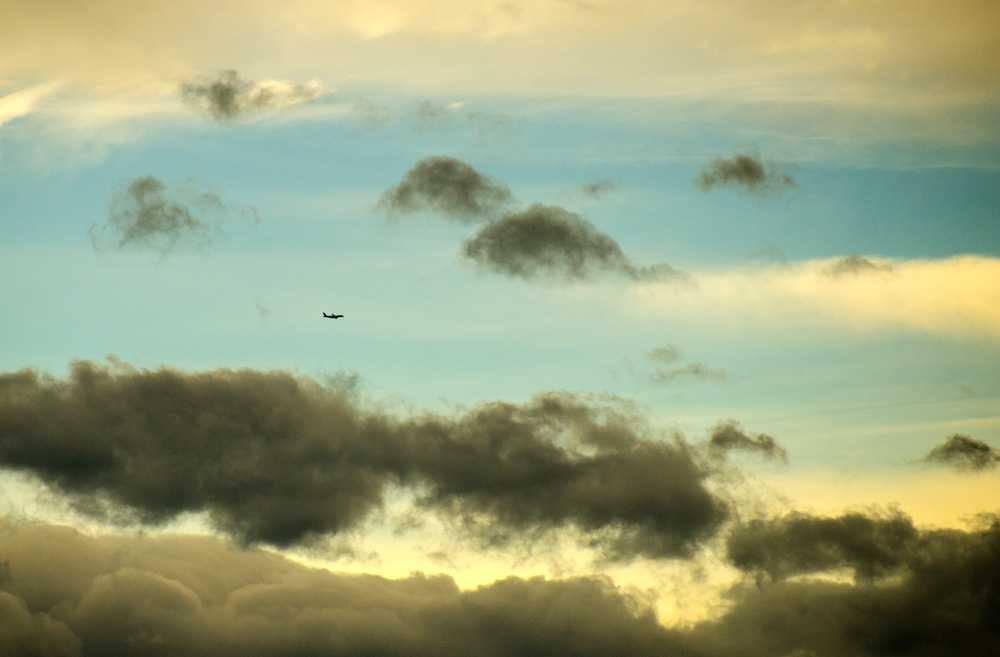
left=0, top=361, right=725, bottom=558
left=696, top=153, right=796, bottom=197
left=2, top=362, right=999, bottom=655
left=90, top=175, right=259, bottom=257
left=2, top=510, right=998, bottom=656
left=379, top=156, right=681, bottom=282
left=180, top=69, right=329, bottom=123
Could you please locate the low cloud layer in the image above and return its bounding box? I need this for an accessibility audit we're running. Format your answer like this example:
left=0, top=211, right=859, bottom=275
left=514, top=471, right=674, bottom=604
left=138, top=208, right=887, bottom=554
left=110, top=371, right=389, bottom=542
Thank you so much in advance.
left=381, top=157, right=680, bottom=282
left=695, top=153, right=795, bottom=196
left=89, top=175, right=258, bottom=257
left=376, top=156, right=513, bottom=223
left=0, top=361, right=726, bottom=558
left=923, top=434, right=1000, bottom=471
left=3, top=510, right=999, bottom=656
left=180, top=70, right=330, bottom=123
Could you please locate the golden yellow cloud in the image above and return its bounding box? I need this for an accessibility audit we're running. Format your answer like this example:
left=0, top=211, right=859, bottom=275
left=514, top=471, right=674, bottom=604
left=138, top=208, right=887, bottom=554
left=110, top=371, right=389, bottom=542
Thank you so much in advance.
left=634, top=256, right=1000, bottom=340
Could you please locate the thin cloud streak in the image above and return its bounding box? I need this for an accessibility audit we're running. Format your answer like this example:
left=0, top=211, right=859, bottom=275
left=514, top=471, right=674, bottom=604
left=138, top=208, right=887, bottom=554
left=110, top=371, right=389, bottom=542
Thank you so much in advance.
left=634, top=255, right=1000, bottom=339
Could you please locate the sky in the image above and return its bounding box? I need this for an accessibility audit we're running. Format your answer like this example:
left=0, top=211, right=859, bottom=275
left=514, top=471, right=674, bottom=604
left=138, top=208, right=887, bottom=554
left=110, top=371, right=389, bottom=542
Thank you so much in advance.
left=1, top=1, right=999, bottom=655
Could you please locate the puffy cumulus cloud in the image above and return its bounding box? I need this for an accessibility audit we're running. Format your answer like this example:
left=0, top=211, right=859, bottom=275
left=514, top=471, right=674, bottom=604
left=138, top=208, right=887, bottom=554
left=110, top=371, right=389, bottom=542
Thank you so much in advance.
left=462, top=204, right=680, bottom=283
left=708, top=421, right=786, bottom=463
left=0, top=361, right=728, bottom=558
left=695, top=153, right=796, bottom=197
left=179, top=70, right=331, bottom=123
left=3, top=512, right=1000, bottom=656
left=381, top=158, right=680, bottom=283
left=923, top=434, right=1000, bottom=472
left=725, top=508, right=918, bottom=582
left=633, top=255, right=1000, bottom=340
left=89, top=175, right=260, bottom=257
left=0, top=519, right=685, bottom=657
left=376, top=156, right=513, bottom=223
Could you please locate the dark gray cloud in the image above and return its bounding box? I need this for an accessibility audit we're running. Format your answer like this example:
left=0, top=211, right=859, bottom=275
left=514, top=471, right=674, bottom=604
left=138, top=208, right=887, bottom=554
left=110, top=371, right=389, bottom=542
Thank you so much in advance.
left=697, top=513, right=1000, bottom=657
left=409, top=392, right=728, bottom=560
left=462, top=203, right=680, bottom=282
left=825, top=254, right=894, bottom=277
left=0, top=362, right=726, bottom=558
left=725, top=508, right=917, bottom=582
left=89, top=175, right=259, bottom=257
left=923, top=434, right=1000, bottom=471
left=376, top=156, right=514, bottom=223
left=708, top=420, right=786, bottom=462
left=4, top=512, right=999, bottom=657
left=180, top=69, right=329, bottom=122
left=695, top=153, right=796, bottom=196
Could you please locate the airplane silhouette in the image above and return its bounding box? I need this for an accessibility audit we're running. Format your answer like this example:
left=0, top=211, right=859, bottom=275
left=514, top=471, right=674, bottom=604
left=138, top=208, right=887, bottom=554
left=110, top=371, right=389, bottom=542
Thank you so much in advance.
left=323, top=312, right=344, bottom=319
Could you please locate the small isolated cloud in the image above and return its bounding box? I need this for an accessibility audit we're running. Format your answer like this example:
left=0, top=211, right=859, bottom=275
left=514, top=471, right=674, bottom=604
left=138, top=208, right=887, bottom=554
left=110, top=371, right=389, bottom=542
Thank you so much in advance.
left=923, top=434, right=1000, bottom=471
left=377, top=156, right=513, bottom=223
left=639, top=346, right=728, bottom=386
left=580, top=179, right=617, bottom=198
left=90, top=175, right=259, bottom=257
left=462, top=204, right=679, bottom=283
left=180, top=69, right=330, bottom=123
left=708, top=420, right=787, bottom=462
left=824, top=254, right=893, bottom=277
left=696, top=152, right=796, bottom=196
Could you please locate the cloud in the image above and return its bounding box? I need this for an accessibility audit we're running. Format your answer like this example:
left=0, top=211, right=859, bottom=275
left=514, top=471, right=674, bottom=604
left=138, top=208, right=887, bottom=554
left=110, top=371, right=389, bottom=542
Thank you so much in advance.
left=89, top=175, right=259, bottom=257
left=462, top=204, right=680, bottom=282
left=0, top=361, right=727, bottom=558
left=377, top=156, right=514, bottom=223
left=725, top=508, right=917, bottom=582
left=0, top=82, right=64, bottom=129
left=693, top=514, right=1000, bottom=657
left=824, top=254, right=893, bottom=277
left=923, top=434, right=1000, bottom=471
left=707, top=420, right=786, bottom=463
left=179, top=70, right=330, bottom=123
left=0, top=518, right=686, bottom=657
left=695, top=153, right=795, bottom=196
left=580, top=179, right=617, bottom=198
left=3, top=511, right=999, bottom=656
left=633, top=256, right=1000, bottom=340
left=635, top=346, right=728, bottom=387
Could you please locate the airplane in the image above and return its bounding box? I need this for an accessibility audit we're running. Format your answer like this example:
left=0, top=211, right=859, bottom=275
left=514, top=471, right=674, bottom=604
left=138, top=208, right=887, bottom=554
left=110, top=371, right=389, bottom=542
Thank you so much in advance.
left=323, top=312, right=344, bottom=319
